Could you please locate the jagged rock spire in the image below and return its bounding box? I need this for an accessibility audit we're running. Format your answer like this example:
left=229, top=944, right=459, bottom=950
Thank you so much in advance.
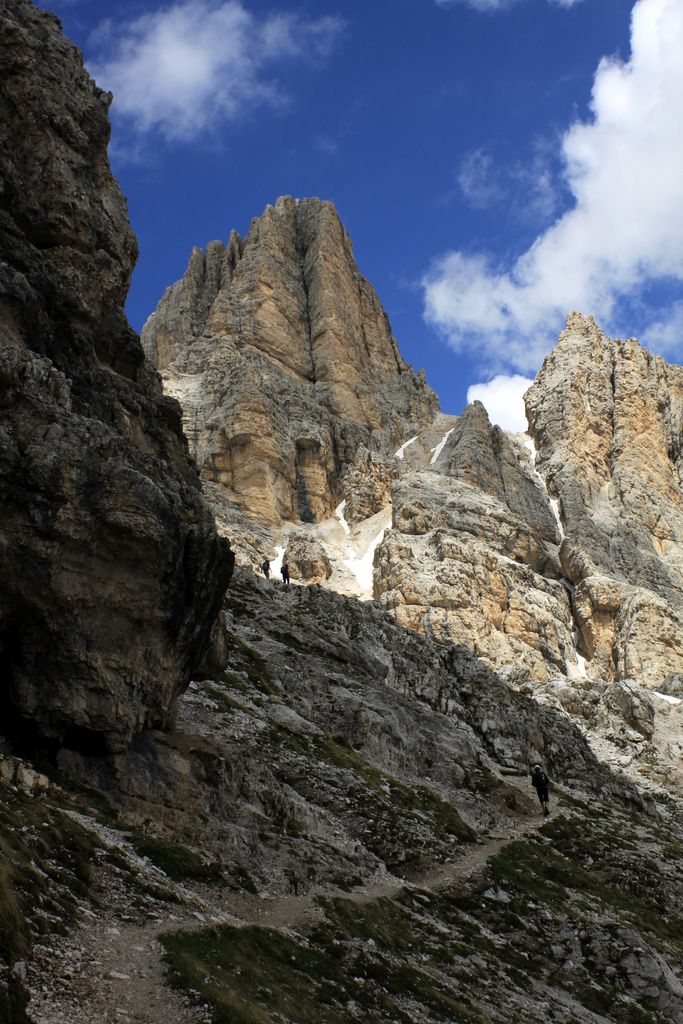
left=143, top=196, right=439, bottom=526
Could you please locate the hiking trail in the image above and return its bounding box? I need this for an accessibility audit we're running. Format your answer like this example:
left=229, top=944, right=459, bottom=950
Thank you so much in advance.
left=25, top=778, right=564, bottom=1024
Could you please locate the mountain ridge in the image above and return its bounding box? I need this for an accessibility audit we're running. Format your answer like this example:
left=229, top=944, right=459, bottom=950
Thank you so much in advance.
left=1, top=5, right=682, bottom=1023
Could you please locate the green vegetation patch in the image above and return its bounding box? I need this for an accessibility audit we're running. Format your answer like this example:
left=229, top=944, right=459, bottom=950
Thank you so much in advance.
left=128, top=833, right=224, bottom=884
left=204, top=684, right=250, bottom=714
left=490, top=833, right=682, bottom=945
left=161, top=897, right=489, bottom=1024
left=162, top=923, right=362, bottom=1024
left=319, top=896, right=416, bottom=956
left=0, top=788, right=100, bottom=1023
left=223, top=631, right=278, bottom=696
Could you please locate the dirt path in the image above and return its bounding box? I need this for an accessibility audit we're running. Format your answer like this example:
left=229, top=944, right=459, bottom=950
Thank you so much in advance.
left=25, top=785, right=561, bottom=1024
left=27, top=901, right=212, bottom=1024
left=245, top=804, right=553, bottom=933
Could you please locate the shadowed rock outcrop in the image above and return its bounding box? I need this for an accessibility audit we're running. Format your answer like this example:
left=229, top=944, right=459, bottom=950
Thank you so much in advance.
left=0, top=0, right=232, bottom=752
left=142, top=196, right=439, bottom=527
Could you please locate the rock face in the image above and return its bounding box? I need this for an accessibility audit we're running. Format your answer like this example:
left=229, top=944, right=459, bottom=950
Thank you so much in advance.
left=284, top=529, right=332, bottom=583
left=526, top=313, right=683, bottom=691
left=375, top=403, right=583, bottom=681
left=0, top=0, right=231, bottom=752
left=374, top=325, right=683, bottom=692
left=142, top=196, right=438, bottom=527
left=341, top=444, right=399, bottom=525
left=144, top=208, right=683, bottom=696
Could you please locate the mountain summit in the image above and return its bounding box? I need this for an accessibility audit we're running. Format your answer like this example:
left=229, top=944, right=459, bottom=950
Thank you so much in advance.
left=142, top=196, right=438, bottom=527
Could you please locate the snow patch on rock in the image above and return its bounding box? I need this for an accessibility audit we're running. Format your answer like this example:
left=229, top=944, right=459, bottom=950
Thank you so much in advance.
left=430, top=428, right=454, bottom=466
left=394, top=435, right=418, bottom=460
left=271, top=545, right=286, bottom=577
left=343, top=516, right=392, bottom=597
left=653, top=691, right=682, bottom=705
left=335, top=501, right=351, bottom=537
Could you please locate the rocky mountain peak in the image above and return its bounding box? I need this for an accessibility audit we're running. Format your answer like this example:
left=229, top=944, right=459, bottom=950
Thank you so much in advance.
left=525, top=314, right=683, bottom=688
left=2, top=11, right=683, bottom=1024
left=436, top=400, right=561, bottom=546
left=142, top=196, right=439, bottom=527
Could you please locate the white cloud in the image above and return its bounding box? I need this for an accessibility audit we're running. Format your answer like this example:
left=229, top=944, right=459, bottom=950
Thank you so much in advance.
left=436, top=0, right=583, bottom=10
left=436, top=0, right=519, bottom=11
left=88, top=1, right=343, bottom=144
left=641, top=301, right=683, bottom=353
left=424, top=0, right=683, bottom=372
left=458, top=141, right=559, bottom=222
left=467, top=374, right=533, bottom=432
left=457, top=149, right=503, bottom=208
left=509, top=141, right=560, bottom=223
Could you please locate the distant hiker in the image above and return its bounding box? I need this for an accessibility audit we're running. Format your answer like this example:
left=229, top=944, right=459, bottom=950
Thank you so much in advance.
left=262, top=559, right=271, bottom=579
left=531, top=763, right=550, bottom=816
left=280, top=561, right=290, bottom=586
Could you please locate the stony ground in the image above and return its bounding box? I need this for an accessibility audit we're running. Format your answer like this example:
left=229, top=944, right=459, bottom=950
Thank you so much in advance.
left=20, top=778, right=555, bottom=1024
left=16, top=775, right=683, bottom=1024
left=3, top=571, right=682, bottom=1024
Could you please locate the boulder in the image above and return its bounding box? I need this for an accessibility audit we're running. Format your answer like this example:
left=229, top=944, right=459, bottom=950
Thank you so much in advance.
left=285, top=530, right=332, bottom=583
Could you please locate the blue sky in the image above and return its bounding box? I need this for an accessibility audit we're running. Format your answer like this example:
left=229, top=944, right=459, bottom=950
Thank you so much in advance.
left=44, top=0, right=682, bottom=430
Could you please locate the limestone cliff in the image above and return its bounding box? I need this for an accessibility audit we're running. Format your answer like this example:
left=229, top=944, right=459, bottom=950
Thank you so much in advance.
left=526, top=313, right=683, bottom=691
left=143, top=199, right=682, bottom=697
left=0, top=0, right=232, bottom=752
left=142, top=196, right=439, bottom=527
left=373, top=325, right=683, bottom=693
left=142, top=199, right=683, bottom=695
left=375, top=402, right=582, bottom=682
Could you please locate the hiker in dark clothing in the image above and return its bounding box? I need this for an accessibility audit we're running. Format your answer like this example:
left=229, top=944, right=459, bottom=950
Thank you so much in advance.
left=280, top=561, right=290, bottom=586
left=262, top=559, right=271, bottom=579
left=531, top=763, right=550, bottom=816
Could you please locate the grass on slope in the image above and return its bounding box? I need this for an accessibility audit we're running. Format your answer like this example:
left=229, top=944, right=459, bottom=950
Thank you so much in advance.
left=161, top=903, right=488, bottom=1024
left=0, top=785, right=99, bottom=1024
left=127, top=833, right=225, bottom=884
left=161, top=795, right=682, bottom=1024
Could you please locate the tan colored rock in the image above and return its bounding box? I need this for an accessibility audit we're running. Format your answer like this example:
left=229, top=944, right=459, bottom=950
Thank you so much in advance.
left=142, top=197, right=438, bottom=527
left=527, top=313, right=683, bottom=690
left=374, top=405, right=582, bottom=681
left=342, top=445, right=399, bottom=525
left=284, top=529, right=332, bottom=583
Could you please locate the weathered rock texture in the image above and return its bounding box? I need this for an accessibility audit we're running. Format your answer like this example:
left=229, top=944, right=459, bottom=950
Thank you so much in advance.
left=284, top=529, right=332, bottom=582
left=144, top=214, right=683, bottom=693
left=375, top=402, right=583, bottom=681
left=7, top=567, right=680, bottom=1024
left=142, top=196, right=438, bottom=527
left=341, top=444, right=399, bottom=525
left=526, top=313, right=683, bottom=690
left=0, top=0, right=231, bottom=752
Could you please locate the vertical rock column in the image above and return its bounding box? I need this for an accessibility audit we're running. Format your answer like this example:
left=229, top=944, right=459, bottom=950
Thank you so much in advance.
left=525, top=313, right=683, bottom=689
left=142, top=196, right=439, bottom=527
